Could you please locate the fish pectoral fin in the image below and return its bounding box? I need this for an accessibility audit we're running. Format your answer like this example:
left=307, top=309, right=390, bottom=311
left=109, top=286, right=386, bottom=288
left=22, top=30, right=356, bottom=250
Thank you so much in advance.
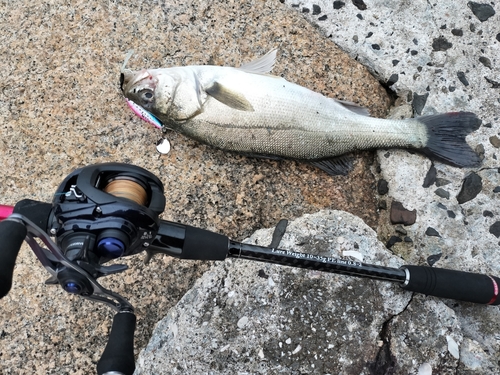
left=335, top=99, right=371, bottom=117
left=238, top=49, right=277, bottom=74
left=206, top=82, right=254, bottom=112
left=310, top=155, right=355, bottom=176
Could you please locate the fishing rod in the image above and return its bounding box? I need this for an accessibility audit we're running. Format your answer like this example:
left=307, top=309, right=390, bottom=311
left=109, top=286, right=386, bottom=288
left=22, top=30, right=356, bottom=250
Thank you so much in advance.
left=0, top=162, right=498, bottom=375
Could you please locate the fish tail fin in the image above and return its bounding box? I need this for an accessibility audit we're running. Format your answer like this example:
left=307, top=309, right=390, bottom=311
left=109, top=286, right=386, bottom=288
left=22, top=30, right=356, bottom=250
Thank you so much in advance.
left=419, top=112, right=482, bottom=167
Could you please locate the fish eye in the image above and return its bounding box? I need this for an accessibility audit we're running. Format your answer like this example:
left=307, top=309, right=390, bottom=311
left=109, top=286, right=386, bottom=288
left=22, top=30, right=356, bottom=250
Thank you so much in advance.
left=139, top=89, right=155, bottom=106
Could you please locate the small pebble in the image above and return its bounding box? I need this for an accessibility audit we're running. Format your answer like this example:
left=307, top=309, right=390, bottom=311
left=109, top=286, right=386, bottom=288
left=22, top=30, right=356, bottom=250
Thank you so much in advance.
left=395, top=225, right=407, bottom=235
left=390, top=201, right=417, bottom=225
left=423, top=164, right=436, bottom=187
left=387, top=236, right=402, bottom=248
left=467, top=2, right=496, bottom=22
left=437, top=203, right=447, bottom=210
left=237, top=316, right=249, bottom=329
left=490, top=221, right=500, bottom=238
left=418, top=362, right=432, bottom=375
left=446, top=335, right=460, bottom=359
left=483, top=210, right=494, bottom=217
left=432, top=36, right=452, bottom=51
left=434, top=188, right=450, bottom=199
left=377, top=179, right=389, bottom=195
left=457, top=172, right=482, bottom=204
left=425, top=227, right=441, bottom=237
left=427, top=253, right=442, bottom=266
left=258, top=348, right=265, bottom=359
left=490, top=136, right=500, bottom=148
left=435, top=178, right=451, bottom=187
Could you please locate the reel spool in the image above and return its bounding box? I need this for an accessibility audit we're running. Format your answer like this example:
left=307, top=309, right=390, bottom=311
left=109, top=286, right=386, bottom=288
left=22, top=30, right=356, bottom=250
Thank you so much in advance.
left=103, top=176, right=148, bottom=206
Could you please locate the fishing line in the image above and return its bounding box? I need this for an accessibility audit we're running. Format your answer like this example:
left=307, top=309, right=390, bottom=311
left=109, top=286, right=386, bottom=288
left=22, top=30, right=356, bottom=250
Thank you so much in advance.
left=103, top=177, right=147, bottom=206
left=121, top=49, right=135, bottom=73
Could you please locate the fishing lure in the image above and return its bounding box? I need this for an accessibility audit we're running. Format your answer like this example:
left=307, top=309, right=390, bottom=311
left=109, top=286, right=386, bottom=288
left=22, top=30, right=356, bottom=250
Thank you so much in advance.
left=121, top=50, right=163, bottom=130
left=125, top=98, right=163, bottom=130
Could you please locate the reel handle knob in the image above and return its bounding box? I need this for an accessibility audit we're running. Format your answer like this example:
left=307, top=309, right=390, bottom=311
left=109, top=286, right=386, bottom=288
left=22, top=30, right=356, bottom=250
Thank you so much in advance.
left=97, top=311, right=137, bottom=375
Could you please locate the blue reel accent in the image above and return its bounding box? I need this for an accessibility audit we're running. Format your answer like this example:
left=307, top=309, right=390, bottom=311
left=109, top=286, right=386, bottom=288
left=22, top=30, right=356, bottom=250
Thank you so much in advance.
left=64, top=282, right=82, bottom=294
left=97, top=237, right=126, bottom=258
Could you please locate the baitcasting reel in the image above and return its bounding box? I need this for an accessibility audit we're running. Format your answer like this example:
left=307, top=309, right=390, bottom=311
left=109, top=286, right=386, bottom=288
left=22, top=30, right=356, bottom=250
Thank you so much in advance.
left=48, top=163, right=165, bottom=294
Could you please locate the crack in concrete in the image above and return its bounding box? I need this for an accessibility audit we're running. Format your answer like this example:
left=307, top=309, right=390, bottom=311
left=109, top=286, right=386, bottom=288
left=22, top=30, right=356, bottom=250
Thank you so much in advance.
left=368, top=292, right=414, bottom=375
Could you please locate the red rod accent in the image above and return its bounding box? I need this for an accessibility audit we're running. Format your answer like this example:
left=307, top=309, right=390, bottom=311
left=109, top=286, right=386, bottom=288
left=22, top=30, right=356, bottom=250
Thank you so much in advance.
left=488, top=276, right=499, bottom=305
left=0, top=204, right=14, bottom=221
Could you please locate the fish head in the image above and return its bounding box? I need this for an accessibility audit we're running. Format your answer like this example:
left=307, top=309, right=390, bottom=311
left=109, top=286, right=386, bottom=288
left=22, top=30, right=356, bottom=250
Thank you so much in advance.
left=121, top=69, right=177, bottom=118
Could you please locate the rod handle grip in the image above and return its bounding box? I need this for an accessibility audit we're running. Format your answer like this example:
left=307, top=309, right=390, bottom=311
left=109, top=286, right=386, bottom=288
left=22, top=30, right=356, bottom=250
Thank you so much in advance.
left=401, top=265, right=500, bottom=305
left=97, top=312, right=136, bottom=375
left=0, top=220, right=27, bottom=298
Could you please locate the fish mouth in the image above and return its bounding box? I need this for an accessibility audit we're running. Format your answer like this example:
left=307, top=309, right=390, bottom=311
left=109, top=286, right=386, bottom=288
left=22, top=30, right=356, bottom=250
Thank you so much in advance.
left=120, top=69, right=159, bottom=112
left=120, top=69, right=156, bottom=94
left=119, top=72, right=126, bottom=92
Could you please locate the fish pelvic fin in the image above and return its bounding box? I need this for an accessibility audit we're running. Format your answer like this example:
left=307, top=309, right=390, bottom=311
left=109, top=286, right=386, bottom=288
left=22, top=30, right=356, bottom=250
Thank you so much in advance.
left=238, top=49, right=277, bottom=74
left=206, top=82, right=254, bottom=111
left=310, top=155, right=354, bottom=176
left=419, top=112, right=482, bottom=167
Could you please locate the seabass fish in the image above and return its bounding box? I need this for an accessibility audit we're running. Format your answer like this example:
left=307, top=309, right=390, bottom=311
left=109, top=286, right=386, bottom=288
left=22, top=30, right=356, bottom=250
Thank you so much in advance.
left=121, top=50, right=481, bottom=175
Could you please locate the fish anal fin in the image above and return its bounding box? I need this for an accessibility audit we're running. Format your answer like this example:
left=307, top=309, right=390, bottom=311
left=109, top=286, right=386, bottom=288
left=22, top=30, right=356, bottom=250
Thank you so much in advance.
left=310, top=155, right=354, bottom=176
left=238, top=49, right=277, bottom=74
left=335, top=99, right=371, bottom=117
left=206, top=82, right=254, bottom=112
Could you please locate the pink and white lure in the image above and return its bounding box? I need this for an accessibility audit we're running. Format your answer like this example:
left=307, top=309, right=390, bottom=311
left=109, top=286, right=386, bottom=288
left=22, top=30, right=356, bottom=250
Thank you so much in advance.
left=121, top=50, right=163, bottom=130
left=122, top=50, right=170, bottom=154
left=125, top=98, right=163, bottom=129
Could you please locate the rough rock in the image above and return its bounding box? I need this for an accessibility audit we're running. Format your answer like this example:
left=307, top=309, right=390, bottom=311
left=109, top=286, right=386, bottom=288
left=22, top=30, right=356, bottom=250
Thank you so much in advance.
left=287, top=1, right=500, bottom=373
left=138, top=0, right=500, bottom=372
left=134, top=211, right=414, bottom=374
left=390, top=201, right=417, bottom=226
left=135, top=210, right=500, bottom=374
left=0, top=1, right=391, bottom=373
left=1, top=0, right=499, bottom=373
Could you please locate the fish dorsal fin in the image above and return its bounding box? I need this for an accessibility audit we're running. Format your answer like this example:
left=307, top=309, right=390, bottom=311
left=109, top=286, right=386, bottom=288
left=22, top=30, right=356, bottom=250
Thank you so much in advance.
left=206, top=82, right=254, bottom=111
left=335, top=99, right=371, bottom=116
left=238, top=49, right=277, bottom=74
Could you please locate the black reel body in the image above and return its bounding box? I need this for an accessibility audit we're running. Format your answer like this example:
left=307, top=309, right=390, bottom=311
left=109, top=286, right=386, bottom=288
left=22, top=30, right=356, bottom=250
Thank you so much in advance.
left=52, top=163, right=165, bottom=262
left=47, top=163, right=166, bottom=294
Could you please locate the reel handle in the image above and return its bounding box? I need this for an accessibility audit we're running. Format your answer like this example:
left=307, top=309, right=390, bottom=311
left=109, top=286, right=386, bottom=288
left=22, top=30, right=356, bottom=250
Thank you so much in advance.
left=401, top=265, right=500, bottom=305
left=0, top=220, right=27, bottom=298
left=97, top=312, right=137, bottom=375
